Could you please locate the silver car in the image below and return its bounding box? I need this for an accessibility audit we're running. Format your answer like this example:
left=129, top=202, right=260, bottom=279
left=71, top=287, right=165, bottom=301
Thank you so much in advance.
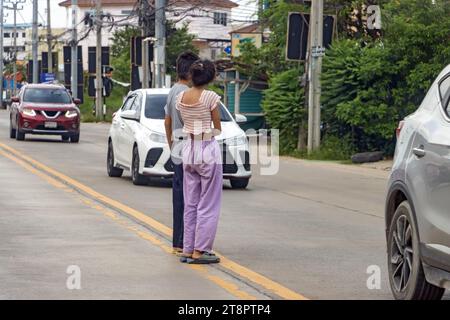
left=385, top=64, right=450, bottom=300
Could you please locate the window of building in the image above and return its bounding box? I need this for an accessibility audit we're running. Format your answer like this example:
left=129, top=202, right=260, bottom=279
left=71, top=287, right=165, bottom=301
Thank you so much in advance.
left=214, top=12, right=227, bottom=26
left=4, top=33, right=10, bottom=38
left=121, top=10, right=134, bottom=15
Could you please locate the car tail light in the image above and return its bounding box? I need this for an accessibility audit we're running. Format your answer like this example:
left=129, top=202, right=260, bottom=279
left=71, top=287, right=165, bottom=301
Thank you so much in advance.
left=396, top=120, right=405, bottom=139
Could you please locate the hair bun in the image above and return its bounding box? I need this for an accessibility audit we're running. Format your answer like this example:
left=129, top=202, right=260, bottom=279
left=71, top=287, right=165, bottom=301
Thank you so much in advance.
left=192, top=61, right=204, bottom=71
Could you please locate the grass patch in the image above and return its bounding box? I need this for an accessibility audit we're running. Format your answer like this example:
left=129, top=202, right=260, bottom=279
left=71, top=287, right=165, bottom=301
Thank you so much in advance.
left=79, top=86, right=129, bottom=123
left=286, top=135, right=355, bottom=162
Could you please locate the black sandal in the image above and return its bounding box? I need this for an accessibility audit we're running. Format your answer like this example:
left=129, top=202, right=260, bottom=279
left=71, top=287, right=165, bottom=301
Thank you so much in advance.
left=187, top=253, right=220, bottom=264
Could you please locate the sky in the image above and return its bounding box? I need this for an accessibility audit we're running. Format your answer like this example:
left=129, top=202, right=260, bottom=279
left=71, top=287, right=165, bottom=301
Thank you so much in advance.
left=4, top=0, right=258, bottom=28
left=4, top=0, right=67, bottom=28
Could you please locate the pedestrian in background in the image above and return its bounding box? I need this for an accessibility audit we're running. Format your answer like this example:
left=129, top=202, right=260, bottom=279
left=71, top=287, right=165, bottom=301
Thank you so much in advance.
left=164, top=51, right=199, bottom=255
left=176, top=59, right=223, bottom=264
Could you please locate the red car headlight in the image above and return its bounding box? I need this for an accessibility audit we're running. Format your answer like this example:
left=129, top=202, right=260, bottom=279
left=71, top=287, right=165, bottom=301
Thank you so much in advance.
left=22, top=108, right=36, bottom=117
left=65, top=110, right=79, bottom=118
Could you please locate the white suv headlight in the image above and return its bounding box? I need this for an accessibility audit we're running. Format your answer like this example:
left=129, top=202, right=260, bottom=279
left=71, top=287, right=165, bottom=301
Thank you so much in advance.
left=149, top=132, right=167, bottom=144
left=225, top=134, right=248, bottom=146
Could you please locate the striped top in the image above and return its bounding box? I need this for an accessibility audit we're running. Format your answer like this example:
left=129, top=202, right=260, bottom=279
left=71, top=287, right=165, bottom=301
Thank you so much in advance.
left=176, top=90, right=221, bottom=135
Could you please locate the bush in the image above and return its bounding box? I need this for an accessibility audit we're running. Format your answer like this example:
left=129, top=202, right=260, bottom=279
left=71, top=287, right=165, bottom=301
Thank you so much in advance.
left=308, top=135, right=355, bottom=161
left=321, top=0, right=450, bottom=155
left=322, top=40, right=397, bottom=153
left=79, top=85, right=128, bottom=123
left=261, top=68, right=305, bottom=153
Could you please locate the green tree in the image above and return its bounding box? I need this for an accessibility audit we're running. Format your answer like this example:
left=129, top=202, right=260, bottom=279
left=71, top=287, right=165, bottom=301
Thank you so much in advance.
left=321, top=0, right=450, bottom=153
left=166, top=23, right=198, bottom=79
left=110, top=26, right=140, bottom=83
left=110, top=23, right=199, bottom=84
left=235, top=0, right=307, bottom=81
left=262, top=68, right=305, bottom=153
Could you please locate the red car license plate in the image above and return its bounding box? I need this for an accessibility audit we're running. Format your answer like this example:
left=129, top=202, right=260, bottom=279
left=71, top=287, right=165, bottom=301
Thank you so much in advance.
left=45, top=122, right=58, bottom=129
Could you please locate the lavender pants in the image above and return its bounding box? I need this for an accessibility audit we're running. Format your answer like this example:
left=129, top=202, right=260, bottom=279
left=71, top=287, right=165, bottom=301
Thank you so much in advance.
left=182, top=139, right=223, bottom=254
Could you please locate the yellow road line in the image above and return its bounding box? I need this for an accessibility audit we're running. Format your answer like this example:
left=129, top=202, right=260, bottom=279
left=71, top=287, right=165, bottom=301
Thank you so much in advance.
left=0, top=142, right=308, bottom=300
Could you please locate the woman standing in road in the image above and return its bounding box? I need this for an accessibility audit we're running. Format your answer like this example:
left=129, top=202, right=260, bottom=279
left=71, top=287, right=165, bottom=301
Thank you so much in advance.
left=176, top=60, right=223, bottom=264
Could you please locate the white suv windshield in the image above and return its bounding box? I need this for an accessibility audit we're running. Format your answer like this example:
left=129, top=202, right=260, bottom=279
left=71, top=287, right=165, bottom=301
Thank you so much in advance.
left=144, top=94, right=233, bottom=122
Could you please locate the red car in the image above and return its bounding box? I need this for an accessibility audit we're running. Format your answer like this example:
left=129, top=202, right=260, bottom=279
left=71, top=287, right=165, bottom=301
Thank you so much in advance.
left=9, top=84, right=81, bottom=143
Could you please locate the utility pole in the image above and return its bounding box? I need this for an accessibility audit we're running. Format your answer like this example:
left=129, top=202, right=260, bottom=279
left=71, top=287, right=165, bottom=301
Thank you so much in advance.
left=13, top=3, right=17, bottom=89
left=71, top=0, right=78, bottom=99
left=0, top=0, right=4, bottom=107
left=95, top=0, right=103, bottom=121
left=139, top=0, right=152, bottom=89
left=46, top=0, right=52, bottom=74
left=307, top=0, right=324, bottom=154
left=155, top=0, right=166, bottom=88
left=4, top=0, right=25, bottom=93
left=32, top=0, right=38, bottom=84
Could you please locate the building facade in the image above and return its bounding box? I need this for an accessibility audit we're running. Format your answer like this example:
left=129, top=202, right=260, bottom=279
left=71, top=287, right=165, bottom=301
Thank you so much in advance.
left=58, top=0, right=238, bottom=70
left=2, top=23, right=30, bottom=62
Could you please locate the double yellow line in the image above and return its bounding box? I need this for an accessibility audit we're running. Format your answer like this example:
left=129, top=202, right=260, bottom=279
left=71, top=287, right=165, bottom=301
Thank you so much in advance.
left=0, top=142, right=308, bottom=300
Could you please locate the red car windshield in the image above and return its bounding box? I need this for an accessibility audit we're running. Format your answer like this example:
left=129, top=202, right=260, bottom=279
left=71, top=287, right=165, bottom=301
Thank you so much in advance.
left=23, top=88, right=72, bottom=104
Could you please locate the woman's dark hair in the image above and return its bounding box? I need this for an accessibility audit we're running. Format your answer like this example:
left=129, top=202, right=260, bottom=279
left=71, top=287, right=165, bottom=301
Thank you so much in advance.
left=190, top=59, right=217, bottom=87
left=176, top=51, right=199, bottom=81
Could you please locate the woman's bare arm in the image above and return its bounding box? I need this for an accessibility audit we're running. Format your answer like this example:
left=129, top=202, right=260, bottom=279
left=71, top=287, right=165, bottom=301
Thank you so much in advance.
left=211, top=105, right=222, bottom=136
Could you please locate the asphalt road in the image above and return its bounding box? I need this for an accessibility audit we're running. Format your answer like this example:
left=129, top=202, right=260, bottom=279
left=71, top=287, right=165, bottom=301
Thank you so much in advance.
left=0, top=150, right=266, bottom=299
left=0, top=108, right=438, bottom=300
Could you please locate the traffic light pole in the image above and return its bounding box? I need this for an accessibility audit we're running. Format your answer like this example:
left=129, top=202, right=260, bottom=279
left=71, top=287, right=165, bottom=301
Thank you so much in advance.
left=155, top=0, right=166, bottom=88
left=71, top=0, right=78, bottom=99
left=46, top=0, right=52, bottom=74
left=32, top=0, right=38, bottom=84
left=95, top=0, right=103, bottom=121
left=139, top=0, right=151, bottom=89
left=0, top=0, right=3, bottom=108
left=307, top=0, right=324, bottom=154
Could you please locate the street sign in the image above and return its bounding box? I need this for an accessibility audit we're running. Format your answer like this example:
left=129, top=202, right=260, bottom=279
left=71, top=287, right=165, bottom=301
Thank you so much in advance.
left=40, top=73, right=55, bottom=83
left=311, top=46, right=326, bottom=57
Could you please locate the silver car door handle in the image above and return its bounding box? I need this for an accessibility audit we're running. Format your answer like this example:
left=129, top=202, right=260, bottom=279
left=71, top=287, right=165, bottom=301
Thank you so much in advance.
left=120, top=124, right=126, bottom=129
left=413, top=147, right=426, bottom=158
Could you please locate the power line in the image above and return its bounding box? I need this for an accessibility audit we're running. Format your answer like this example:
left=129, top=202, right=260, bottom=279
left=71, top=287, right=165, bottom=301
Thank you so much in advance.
left=4, top=0, right=26, bottom=93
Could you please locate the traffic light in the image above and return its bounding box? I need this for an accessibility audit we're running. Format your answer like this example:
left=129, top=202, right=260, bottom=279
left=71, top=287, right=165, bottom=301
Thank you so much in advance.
left=286, top=13, right=335, bottom=61
left=286, top=13, right=309, bottom=61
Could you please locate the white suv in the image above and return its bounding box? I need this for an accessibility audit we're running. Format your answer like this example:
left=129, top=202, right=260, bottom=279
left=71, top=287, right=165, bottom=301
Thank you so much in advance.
left=107, top=89, right=252, bottom=189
